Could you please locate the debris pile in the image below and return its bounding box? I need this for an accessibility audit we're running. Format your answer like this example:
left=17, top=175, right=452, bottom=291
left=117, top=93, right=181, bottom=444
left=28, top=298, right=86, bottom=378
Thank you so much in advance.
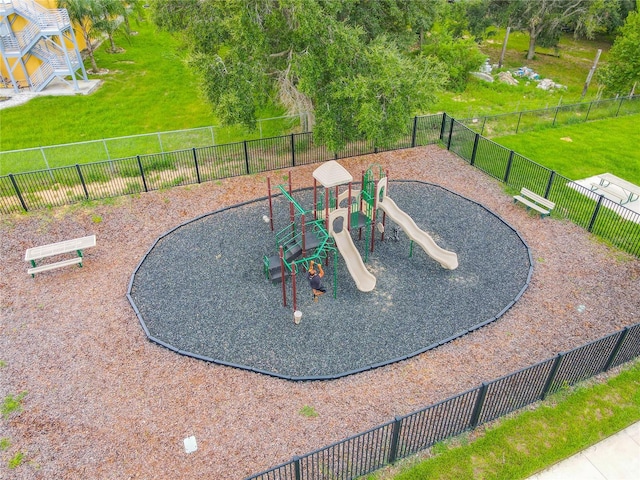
left=498, top=71, right=519, bottom=85
left=495, top=66, right=566, bottom=91
left=536, top=78, right=566, bottom=91
left=514, top=66, right=540, bottom=80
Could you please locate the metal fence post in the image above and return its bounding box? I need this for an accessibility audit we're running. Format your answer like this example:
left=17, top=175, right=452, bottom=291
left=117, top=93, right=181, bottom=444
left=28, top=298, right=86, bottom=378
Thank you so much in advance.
left=137, top=155, right=148, bottom=192
left=552, top=106, right=560, bottom=126
left=616, top=96, right=624, bottom=116
left=481, top=116, right=487, bottom=136
left=588, top=195, right=604, bottom=232
left=411, top=116, right=418, bottom=147
left=544, top=171, right=556, bottom=199
left=293, top=456, right=301, bottom=480
left=604, top=327, right=630, bottom=371
left=439, top=113, right=447, bottom=141
left=103, top=139, right=111, bottom=160
left=9, top=174, right=27, bottom=211
left=515, top=111, right=523, bottom=134
left=388, top=416, right=403, bottom=464
left=585, top=100, right=593, bottom=122
left=542, top=353, right=564, bottom=399
left=291, top=133, right=296, bottom=167
left=446, top=118, right=454, bottom=150
left=470, top=133, right=480, bottom=166
left=504, top=151, right=515, bottom=184
left=470, top=383, right=488, bottom=428
left=192, top=148, right=201, bottom=184
left=75, top=164, right=89, bottom=199
left=243, top=140, right=250, bottom=174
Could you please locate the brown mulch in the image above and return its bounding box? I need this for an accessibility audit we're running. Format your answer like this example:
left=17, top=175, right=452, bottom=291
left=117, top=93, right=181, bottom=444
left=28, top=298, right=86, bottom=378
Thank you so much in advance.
left=1, top=145, right=639, bottom=479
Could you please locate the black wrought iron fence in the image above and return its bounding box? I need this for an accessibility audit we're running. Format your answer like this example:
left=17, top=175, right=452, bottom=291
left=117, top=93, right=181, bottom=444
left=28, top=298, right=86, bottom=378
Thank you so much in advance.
left=447, top=117, right=640, bottom=258
left=2, top=111, right=639, bottom=260
left=246, top=323, right=640, bottom=480
left=0, top=116, right=434, bottom=215
left=458, top=95, right=640, bottom=137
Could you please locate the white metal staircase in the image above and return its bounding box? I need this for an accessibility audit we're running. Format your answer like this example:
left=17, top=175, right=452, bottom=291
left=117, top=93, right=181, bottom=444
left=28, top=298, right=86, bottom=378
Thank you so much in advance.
left=0, top=0, right=87, bottom=92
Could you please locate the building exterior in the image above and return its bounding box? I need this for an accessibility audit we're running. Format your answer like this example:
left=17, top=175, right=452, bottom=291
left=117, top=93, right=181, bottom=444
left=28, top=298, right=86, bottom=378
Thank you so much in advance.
left=0, top=0, right=87, bottom=92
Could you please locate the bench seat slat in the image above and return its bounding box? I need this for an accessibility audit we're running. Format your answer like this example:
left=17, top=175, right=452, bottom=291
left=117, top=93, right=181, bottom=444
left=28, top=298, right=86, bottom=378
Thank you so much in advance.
left=27, top=257, right=83, bottom=276
left=520, top=188, right=556, bottom=209
left=513, top=195, right=550, bottom=215
left=25, top=235, right=96, bottom=262
left=514, top=187, right=555, bottom=218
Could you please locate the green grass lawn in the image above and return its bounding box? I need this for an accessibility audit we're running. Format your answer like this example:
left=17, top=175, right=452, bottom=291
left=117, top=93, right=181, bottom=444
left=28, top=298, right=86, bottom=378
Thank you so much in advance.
left=0, top=20, right=215, bottom=151
left=433, top=29, right=613, bottom=118
left=0, top=23, right=615, bottom=173
left=369, top=360, right=640, bottom=480
left=0, top=18, right=289, bottom=166
left=492, top=114, right=640, bottom=183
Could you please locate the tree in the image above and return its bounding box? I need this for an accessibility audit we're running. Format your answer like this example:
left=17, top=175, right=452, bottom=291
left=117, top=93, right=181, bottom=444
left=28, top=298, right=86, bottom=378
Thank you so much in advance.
left=120, top=0, right=147, bottom=35
left=57, top=0, right=102, bottom=72
left=488, top=0, right=620, bottom=60
left=92, top=0, right=127, bottom=53
left=418, top=1, right=488, bottom=93
left=598, top=10, right=640, bottom=95
left=151, top=0, right=446, bottom=151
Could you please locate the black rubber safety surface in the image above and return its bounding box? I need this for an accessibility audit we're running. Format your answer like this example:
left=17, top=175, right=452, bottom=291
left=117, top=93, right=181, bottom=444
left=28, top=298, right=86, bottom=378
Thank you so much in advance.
left=128, top=181, right=532, bottom=380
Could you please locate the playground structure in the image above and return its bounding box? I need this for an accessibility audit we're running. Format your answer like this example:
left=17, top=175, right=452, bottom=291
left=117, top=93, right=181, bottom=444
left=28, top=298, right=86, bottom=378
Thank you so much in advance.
left=263, top=161, right=458, bottom=311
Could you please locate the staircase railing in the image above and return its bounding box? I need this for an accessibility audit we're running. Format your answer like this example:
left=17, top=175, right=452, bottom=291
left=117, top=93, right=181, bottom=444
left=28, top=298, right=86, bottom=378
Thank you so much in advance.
left=12, top=20, right=39, bottom=50
left=0, top=0, right=14, bottom=15
left=29, top=59, right=53, bottom=91
left=0, top=33, right=20, bottom=53
left=13, top=0, right=69, bottom=30
left=31, top=40, right=77, bottom=69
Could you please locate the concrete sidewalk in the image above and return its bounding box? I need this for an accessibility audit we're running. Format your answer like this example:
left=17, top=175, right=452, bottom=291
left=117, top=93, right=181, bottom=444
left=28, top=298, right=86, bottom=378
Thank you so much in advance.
left=528, top=421, right=640, bottom=479
left=0, top=78, right=101, bottom=110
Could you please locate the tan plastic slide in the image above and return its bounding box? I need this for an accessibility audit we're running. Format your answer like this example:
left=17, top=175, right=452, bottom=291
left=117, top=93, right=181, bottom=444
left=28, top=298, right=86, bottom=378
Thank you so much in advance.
left=327, top=208, right=377, bottom=292
left=377, top=178, right=458, bottom=270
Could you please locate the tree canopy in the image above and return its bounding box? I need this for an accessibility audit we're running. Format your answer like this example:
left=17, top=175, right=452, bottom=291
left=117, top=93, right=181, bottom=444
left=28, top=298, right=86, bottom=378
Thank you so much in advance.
left=598, top=9, right=640, bottom=95
left=487, top=0, right=626, bottom=60
left=150, top=0, right=447, bottom=151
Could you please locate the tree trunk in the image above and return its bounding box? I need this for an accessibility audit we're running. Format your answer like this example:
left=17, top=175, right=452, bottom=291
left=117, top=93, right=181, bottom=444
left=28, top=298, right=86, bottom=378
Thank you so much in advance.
left=82, top=29, right=99, bottom=73
left=526, top=30, right=537, bottom=60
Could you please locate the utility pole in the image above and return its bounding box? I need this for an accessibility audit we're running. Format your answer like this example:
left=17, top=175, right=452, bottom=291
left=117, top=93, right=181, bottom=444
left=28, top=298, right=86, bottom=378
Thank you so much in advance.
left=581, top=49, right=602, bottom=98
left=498, top=27, right=510, bottom=68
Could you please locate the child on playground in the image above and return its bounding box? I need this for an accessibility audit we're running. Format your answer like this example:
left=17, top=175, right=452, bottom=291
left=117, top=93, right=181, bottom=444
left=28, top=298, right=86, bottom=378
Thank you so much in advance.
left=308, top=260, right=327, bottom=302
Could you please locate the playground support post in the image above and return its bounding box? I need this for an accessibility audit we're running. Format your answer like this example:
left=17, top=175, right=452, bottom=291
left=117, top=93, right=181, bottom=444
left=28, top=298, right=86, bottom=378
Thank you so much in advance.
left=359, top=170, right=365, bottom=240
left=288, top=172, right=295, bottom=232
left=301, top=214, right=306, bottom=258
left=292, top=266, right=297, bottom=312
left=347, top=182, right=352, bottom=231
left=381, top=170, right=389, bottom=242
left=324, top=187, right=330, bottom=233
left=370, top=179, right=378, bottom=253
left=267, top=177, right=274, bottom=231
left=279, top=246, right=287, bottom=307
left=313, top=179, right=318, bottom=220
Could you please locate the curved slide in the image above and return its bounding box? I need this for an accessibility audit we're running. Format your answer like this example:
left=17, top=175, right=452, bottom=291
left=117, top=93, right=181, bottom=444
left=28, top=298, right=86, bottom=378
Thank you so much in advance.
left=377, top=178, right=458, bottom=270
left=328, top=208, right=377, bottom=292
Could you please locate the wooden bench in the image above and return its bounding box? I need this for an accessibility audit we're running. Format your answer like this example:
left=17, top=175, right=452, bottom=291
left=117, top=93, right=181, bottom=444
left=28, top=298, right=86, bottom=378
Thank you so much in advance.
left=513, top=188, right=555, bottom=218
left=25, top=235, right=96, bottom=277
